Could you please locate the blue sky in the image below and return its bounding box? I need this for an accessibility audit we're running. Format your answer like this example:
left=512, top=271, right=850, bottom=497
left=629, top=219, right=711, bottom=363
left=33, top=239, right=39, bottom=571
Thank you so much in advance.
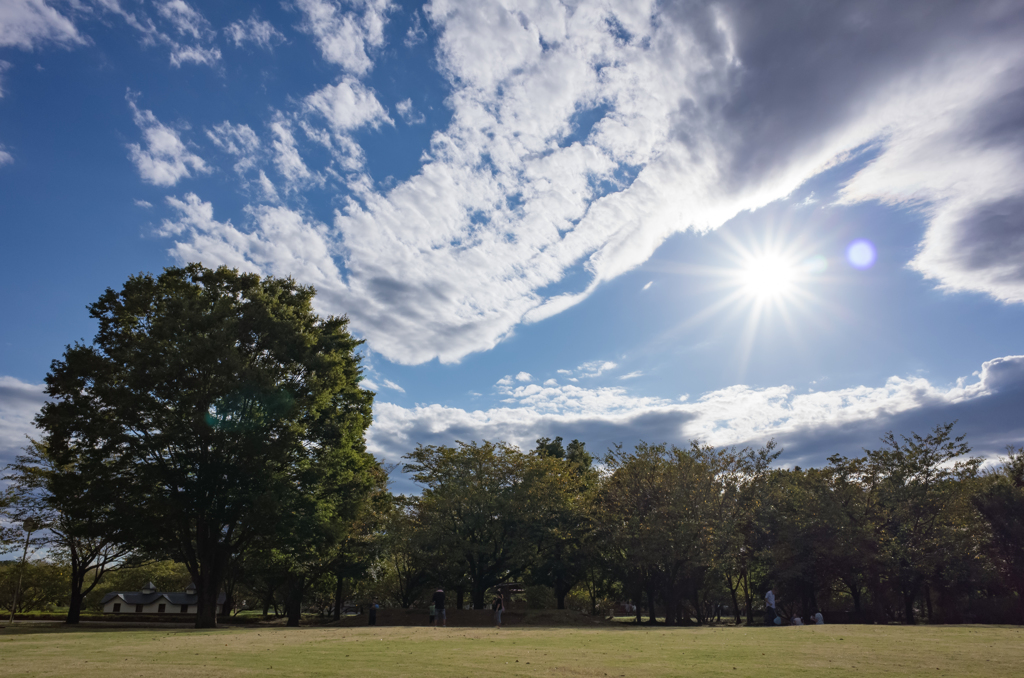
left=2, top=1, right=1024, bottom=490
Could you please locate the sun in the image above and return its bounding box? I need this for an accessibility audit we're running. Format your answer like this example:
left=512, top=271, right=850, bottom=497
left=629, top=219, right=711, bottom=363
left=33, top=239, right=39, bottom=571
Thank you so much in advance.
left=737, top=253, right=800, bottom=301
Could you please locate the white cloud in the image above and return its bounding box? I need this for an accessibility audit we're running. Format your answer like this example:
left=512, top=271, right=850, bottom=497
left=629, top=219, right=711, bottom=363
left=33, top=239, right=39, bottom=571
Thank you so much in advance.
left=162, top=193, right=345, bottom=296
left=257, top=170, right=280, bottom=203
left=515, top=371, right=533, bottom=382
left=577, top=361, right=617, bottom=378
left=126, top=93, right=209, bottom=187
left=543, top=378, right=558, bottom=387
left=158, top=1, right=212, bottom=41
left=164, top=1, right=1024, bottom=365
left=360, top=377, right=379, bottom=390
left=168, top=43, right=221, bottom=67
left=0, top=0, right=85, bottom=50
left=0, top=145, right=12, bottom=166
left=367, top=355, right=1024, bottom=467
left=225, top=13, right=285, bottom=50
left=96, top=0, right=221, bottom=68
left=395, top=98, right=425, bottom=125
left=206, top=120, right=261, bottom=174
left=619, top=370, right=643, bottom=380
left=405, top=9, right=426, bottom=47
left=0, top=60, right=11, bottom=97
left=134, top=199, right=152, bottom=208
left=270, top=118, right=321, bottom=191
left=304, top=78, right=392, bottom=131
left=294, top=0, right=393, bottom=75
left=642, top=281, right=652, bottom=291
left=0, top=375, right=45, bottom=466
left=381, top=378, right=405, bottom=393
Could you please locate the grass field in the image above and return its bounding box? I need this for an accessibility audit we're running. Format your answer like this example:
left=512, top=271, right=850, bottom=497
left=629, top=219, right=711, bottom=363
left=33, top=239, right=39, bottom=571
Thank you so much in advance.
left=1, top=623, right=1021, bottom=677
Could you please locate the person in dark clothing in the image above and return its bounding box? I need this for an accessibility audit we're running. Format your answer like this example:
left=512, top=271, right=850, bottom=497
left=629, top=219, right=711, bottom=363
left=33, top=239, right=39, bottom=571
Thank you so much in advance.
left=368, top=600, right=378, bottom=626
left=492, top=593, right=504, bottom=627
left=432, top=589, right=446, bottom=627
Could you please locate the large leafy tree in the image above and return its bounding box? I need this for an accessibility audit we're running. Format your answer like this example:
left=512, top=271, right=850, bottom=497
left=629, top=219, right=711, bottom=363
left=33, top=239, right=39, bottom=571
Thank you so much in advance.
left=37, top=264, right=376, bottom=628
left=404, top=441, right=536, bottom=609
left=972, top=446, right=1024, bottom=623
left=526, top=439, right=598, bottom=610
left=863, top=422, right=980, bottom=624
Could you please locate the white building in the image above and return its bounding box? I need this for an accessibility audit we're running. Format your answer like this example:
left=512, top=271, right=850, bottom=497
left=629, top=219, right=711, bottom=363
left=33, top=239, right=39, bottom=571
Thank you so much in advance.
left=101, top=581, right=226, bottom=614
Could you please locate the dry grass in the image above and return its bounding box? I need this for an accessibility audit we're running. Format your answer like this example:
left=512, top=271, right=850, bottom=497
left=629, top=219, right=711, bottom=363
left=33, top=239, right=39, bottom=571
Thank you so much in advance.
left=1, top=622, right=1022, bottom=677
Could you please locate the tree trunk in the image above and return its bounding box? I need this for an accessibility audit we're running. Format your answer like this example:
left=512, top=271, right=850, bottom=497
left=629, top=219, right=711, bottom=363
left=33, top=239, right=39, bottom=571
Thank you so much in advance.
left=333, top=576, right=343, bottom=621
left=742, top=571, right=754, bottom=625
left=195, top=571, right=221, bottom=629
left=727, top=575, right=741, bottom=624
left=924, top=584, right=933, bottom=623
left=284, top=574, right=305, bottom=627
left=646, top=579, right=657, bottom=623
left=456, top=587, right=465, bottom=611
left=472, top=577, right=487, bottom=609
left=65, top=563, right=85, bottom=625
left=903, top=587, right=916, bottom=625
left=556, top=584, right=567, bottom=611
left=192, top=531, right=230, bottom=629
left=847, top=581, right=862, bottom=615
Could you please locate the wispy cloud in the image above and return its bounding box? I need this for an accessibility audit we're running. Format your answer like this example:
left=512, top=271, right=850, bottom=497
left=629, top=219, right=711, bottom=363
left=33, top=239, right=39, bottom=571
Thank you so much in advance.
left=577, top=361, right=617, bottom=378
left=0, top=0, right=85, bottom=50
left=225, top=12, right=285, bottom=50
left=619, top=370, right=643, bottom=380
left=395, top=98, right=425, bottom=125
left=95, top=0, right=221, bottom=68
left=304, top=78, right=392, bottom=132
left=381, top=378, right=405, bottom=393
left=293, top=0, right=393, bottom=75
left=206, top=121, right=261, bottom=175
left=126, top=92, right=209, bottom=186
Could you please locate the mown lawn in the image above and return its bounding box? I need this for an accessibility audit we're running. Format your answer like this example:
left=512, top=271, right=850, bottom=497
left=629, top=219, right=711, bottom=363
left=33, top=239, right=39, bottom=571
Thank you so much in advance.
left=1, top=622, right=1021, bottom=677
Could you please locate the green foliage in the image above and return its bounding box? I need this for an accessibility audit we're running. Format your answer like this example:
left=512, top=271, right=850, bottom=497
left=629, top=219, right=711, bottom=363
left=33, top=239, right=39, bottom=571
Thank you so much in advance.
left=36, top=264, right=377, bottom=627
left=972, top=446, right=1024, bottom=622
left=0, top=560, right=69, bottom=612
left=404, top=440, right=539, bottom=608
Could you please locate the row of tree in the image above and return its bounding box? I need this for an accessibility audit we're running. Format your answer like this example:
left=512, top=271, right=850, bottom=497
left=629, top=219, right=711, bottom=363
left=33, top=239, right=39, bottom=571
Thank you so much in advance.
left=2, top=265, right=1023, bottom=627
left=365, top=430, right=1024, bottom=626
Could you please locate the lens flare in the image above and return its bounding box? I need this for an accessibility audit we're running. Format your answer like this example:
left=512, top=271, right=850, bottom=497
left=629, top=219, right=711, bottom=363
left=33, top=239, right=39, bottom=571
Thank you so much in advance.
left=847, top=239, right=876, bottom=269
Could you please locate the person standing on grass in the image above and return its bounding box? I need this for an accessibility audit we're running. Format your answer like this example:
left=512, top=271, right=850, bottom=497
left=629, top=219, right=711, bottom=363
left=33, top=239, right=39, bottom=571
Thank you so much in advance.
left=429, top=601, right=435, bottom=626
left=492, top=592, right=505, bottom=627
left=368, top=600, right=378, bottom=626
left=764, top=586, right=778, bottom=625
left=432, top=589, right=446, bottom=628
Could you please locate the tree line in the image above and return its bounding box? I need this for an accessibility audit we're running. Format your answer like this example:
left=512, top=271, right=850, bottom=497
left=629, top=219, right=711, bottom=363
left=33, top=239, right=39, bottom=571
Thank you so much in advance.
left=2, top=265, right=1023, bottom=627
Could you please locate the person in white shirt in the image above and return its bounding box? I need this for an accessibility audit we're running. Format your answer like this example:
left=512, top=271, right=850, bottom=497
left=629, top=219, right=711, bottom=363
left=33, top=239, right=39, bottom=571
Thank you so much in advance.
left=764, top=587, right=777, bottom=625
left=811, top=611, right=824, bottom=625
left=791, top=616, right=803, bottom=625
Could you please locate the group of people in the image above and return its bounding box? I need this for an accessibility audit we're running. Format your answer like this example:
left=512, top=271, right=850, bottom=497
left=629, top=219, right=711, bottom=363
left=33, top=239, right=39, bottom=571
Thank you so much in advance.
left=764, top=586, right=824, bottom=626
left=425, top=589, right=506, bottom=627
